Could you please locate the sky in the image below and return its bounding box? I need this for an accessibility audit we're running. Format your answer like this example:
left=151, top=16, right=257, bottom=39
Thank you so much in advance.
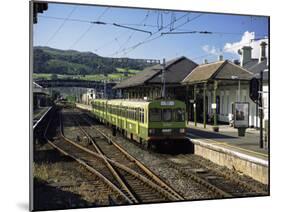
left=33, top=2, right=269, bottom=64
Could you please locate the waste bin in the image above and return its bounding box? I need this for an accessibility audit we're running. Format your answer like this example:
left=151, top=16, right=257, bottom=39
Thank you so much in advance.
left=212, top=126, right=219, bottom=132
left=238, top=127, right=246, bottom=136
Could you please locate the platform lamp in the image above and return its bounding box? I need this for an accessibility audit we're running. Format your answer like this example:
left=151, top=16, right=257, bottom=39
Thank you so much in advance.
left=257, top=69, right=268, bottom=149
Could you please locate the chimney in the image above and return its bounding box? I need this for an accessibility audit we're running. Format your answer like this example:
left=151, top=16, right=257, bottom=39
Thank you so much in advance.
left=218, top=55, right=223, bottom=61
left=238, top=46, right=252, bottom=66
left=203, top=59, right=208, bottom=64
left=232, top=59, right=240, bottom=65
left=259, top=41, right=267, bottom=63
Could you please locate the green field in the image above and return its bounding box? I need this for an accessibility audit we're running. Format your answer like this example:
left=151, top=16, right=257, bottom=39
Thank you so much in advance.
left=116, top=68, right=141, bottom=74
left=33, top=68, right=141, bottom=82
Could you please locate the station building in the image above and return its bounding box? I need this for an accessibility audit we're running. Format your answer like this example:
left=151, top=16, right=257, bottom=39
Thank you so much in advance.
left=33, top=82, right=50, bottom=109
left=237, top=41, right=269, bottom=128
left=113, top=41, right=269, bottom=129
left=114, top=56, right=197, bottom=102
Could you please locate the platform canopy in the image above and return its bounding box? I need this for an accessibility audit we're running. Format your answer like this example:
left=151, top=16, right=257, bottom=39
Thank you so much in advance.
left=113, top=56, right=198, bottom=89
left=181, top=60, right=254, bottom=85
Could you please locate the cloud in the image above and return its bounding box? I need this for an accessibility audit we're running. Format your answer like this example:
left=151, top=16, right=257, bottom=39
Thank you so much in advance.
left=224, top=31, right=268, bottom=59
left=202, top=45, right=221, bottom=56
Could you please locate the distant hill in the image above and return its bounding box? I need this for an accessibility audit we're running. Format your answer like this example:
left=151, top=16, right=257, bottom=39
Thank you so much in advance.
left=33, top=46, right=159, bottom=75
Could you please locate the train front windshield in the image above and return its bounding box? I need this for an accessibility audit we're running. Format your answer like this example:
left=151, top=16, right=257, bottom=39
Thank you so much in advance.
left=149, top=108, right=162, bottom=122
left=174, top=109, right=185, bottom=121
left=149, top=108, right=185, bottom=122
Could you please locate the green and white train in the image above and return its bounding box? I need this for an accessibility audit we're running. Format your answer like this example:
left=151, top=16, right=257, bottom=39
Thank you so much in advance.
left=91, top=99, right=187, bottom=148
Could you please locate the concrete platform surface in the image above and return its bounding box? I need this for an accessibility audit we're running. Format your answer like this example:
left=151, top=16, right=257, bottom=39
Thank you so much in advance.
left=186, top=123, right=269, bottom=184
left=186, top=123, right=268, bottom=161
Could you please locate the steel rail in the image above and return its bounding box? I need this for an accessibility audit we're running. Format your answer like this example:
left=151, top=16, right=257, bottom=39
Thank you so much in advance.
left=80, top=113, right=232, bottom=198
left=58, top=109, right=182, bottom=202
left=165, top=161, right=233, bottom=198
left=79, top=114, right=185, bottom=201
left=43, top=111, right=133, bottom=204
left=68, top=116, right=139, bottom=204
left=64, top=111, right=183, bottom=201
left=181, top=155, right=268, bottom=195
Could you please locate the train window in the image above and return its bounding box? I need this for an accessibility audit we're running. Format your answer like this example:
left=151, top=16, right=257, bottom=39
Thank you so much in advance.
left=174, top=109, right=185, bottom=121
left=149, top=108, right=161, bottom=122
left=163, top=109, right=172, bottom=121
left=139, top=108, right=144, bottom=123
left=123, top=107, right=126, bottom=117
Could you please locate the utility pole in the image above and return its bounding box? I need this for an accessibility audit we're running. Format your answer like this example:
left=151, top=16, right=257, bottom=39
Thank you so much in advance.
left=259, top=71, right=263, bottom=148
left=103, top=80, right=106, bottom=99
left=161, top=58, right=166, bottom=99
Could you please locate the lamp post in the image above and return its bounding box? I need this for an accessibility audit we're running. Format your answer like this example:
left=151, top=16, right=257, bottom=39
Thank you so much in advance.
left=161, top=58, right=166, bottom=99
left=259, top=71, right=263, bottom=148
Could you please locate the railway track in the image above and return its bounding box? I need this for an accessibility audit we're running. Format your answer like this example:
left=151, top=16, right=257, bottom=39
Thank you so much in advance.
left=178, top=154, right=268, bottom=196
left=44, top=111, right=130, bottom=205
left=76, top=109, right=268, bottom=198
left=65, top=110, right=185, bottom=201
left=47, top=109, right=184, bottom=204
left=162, top=155, right=268, bottom=198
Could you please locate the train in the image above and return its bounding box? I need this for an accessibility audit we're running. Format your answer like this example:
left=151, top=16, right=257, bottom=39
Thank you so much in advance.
left=91, top=99, right=187, bottom=149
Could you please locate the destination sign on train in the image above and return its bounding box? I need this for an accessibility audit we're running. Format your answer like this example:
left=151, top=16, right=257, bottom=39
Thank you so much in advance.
left=160, top=101, right=175, bottom=106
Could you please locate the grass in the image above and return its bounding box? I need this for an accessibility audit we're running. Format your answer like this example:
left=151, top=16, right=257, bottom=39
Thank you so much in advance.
left=33, top=71, right=138, bottom=82
left=116, top=68, right=141, bottom=74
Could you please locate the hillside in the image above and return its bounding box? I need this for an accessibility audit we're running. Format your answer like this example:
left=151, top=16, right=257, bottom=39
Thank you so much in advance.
left=33, top=46, right=156, bottom=76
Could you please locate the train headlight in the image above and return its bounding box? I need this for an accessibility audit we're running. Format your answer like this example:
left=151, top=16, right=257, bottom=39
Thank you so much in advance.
left=162, top=129, right=172, bottom=133
left=149, top=129, right=155, bottom=135
left=179, top=128, right=185, bottom=133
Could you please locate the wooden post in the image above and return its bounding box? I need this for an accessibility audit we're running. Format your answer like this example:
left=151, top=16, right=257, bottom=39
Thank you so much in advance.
left=213, top=81, right=218, bottom=128
left=203, top=83, right=207, bottom=128
left=186, top=86, right=189, bottom=125
left=194, top=85, right=197, bottom=127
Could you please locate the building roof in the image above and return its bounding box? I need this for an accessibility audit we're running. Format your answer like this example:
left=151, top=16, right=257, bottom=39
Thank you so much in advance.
left=182, top=60, right=253, bottom=84
left=244, top=59, right=268, bottom=81
left=148, top=57, right=198, bottom=84
left=113, top=56, right=197, bottom=89
left=33, top=81, right=43, bottom=89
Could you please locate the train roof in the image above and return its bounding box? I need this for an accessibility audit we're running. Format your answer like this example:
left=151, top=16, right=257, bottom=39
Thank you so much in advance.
left=92, top=99, right=185, bottom=108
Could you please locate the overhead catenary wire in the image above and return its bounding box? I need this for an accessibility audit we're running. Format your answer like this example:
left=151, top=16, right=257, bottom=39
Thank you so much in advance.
left=40, top=14, right=152, bottom=35
left=113, top=10, right=151, bottom=57
left=39, top=10, right=265, bottom=62
left=45, top=7, right=77, bottom=45
left=113, top=12, right=203, bottom=57
left=109, top=12, right=192, bottom=57
left=69, top=7, right=111, bottom=49
left=40, top=11, right=200, bottom=55
left=94, top=10, right=150, bottom=54
left=161, top=29, right=267, bottom=37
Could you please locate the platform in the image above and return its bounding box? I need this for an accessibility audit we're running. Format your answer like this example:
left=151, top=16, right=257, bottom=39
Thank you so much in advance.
left=75, top=103, right=92, bottom=111
left=186, top=122, right=269, bottom=184
left=33, top=106, right=52, bottom=129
